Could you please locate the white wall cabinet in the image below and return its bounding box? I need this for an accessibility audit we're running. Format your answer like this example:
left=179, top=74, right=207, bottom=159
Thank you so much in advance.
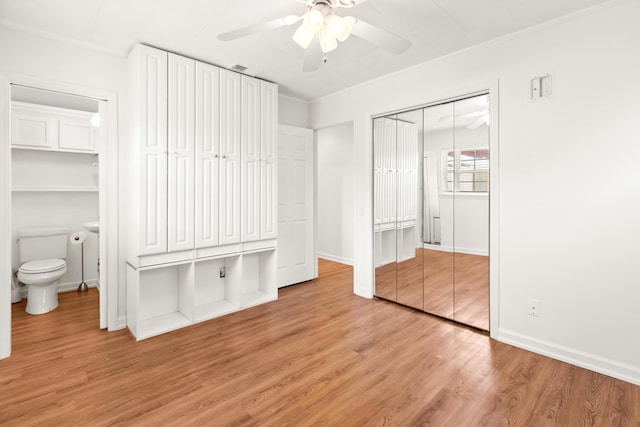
left=11, top=101, right=96, bottom=153
left=127, top=44, right=278, bottom=340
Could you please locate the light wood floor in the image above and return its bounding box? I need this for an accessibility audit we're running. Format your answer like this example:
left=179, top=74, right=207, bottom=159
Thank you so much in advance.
left=2, top=260, right=639, bottom=425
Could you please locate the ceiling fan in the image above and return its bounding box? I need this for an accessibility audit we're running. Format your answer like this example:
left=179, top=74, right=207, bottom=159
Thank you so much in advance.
left=217, top=0, right=411, bottom=72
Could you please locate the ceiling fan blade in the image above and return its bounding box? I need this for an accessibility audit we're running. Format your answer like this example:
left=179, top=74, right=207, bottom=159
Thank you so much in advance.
left=303, top=35, right=323, bottom=72
left=467, top=115, right=489, bottom=129
left=345, top=17, right=411, bottom=54
left=217, top=15, right=302, bottom=41
left=439, top=110, right=488, bottom=122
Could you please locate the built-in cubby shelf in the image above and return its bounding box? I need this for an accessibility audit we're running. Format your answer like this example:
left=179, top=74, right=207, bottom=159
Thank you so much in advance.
left=127, top=245, right=277, bottom=341
left=241, top=250, right=277, bottom=308
left=193, top=255, right=241, bottom=322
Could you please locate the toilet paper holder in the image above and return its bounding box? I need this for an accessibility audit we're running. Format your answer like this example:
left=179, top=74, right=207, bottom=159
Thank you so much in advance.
left=70, top=232, right=88, bottom=292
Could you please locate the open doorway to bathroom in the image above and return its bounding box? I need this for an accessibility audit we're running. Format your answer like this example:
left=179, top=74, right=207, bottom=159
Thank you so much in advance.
left=0, top=76, right=119, bottom=360
left=10, top=85, right=101, bottom=305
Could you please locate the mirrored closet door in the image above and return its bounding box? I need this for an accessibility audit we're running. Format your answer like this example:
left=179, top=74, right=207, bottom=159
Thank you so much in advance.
left=374, top=93, right=490, bottom=331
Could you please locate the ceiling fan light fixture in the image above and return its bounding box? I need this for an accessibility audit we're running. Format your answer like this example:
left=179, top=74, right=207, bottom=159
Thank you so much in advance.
left=325, top=14, right=351, bottom=42
left=293, top=24, right=314, bottom=48
left=303, top=9, right=325, bottom=33
left=318, top=28, right=337, bottom=53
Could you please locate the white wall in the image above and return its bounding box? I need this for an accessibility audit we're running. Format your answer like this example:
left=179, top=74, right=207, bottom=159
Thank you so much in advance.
left=317, top=122, right=355, bottom=265
left=309, top=0, right=640, bottom=385
left=0, top=25, right=129, bottom=324
left=278, top=95, right=309, bottom=128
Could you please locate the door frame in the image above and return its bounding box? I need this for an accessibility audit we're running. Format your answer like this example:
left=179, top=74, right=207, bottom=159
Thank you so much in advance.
left=0, top=72, right=120, bottom=359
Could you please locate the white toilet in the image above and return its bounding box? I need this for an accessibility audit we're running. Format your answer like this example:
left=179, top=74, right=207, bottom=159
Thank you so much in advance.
left=17, top=227, right=69, bottom=315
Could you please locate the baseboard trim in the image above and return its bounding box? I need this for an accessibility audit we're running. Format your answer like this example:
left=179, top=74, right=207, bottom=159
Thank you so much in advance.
left=318, top=253, right=354, bottom=266
left=56, top=280, right=98, bottom=294
left=496, top=328, right=640, bottom=386
left=16, top=279, right=99, bottom=297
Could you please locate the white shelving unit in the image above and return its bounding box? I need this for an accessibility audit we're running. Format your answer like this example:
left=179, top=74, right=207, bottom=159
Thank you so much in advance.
left=126, top=247, right=276, bottom=340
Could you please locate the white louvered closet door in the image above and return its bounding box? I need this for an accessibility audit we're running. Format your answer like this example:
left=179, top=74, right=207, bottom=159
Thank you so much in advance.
left=219, top=69, right=242, bottom=245
left=195, top=62, right=220, bottom=248
left=241, top=75, right=261, bottom=243
left=260, top=81, right=278, bottom=240
left=167, top=53, right=195, bottom=253
left=136, top=45, right=168, bottom=255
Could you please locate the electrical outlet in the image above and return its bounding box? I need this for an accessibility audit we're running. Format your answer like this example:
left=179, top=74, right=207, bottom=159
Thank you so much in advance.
left=219, top=266, right=226, bottom=278
left=528, top=298, right=540, bottom=317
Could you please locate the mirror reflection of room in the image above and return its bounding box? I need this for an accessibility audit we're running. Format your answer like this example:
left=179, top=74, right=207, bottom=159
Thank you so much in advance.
left=374, top=93, right=490, bottom=331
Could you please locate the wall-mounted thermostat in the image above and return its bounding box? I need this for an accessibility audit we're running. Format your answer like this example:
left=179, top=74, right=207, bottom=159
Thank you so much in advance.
left=531, top=74, right=552, bottom=100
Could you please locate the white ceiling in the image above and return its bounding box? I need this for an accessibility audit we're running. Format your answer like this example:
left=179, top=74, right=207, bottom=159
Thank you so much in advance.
left=0, top=0, right=610, bottom=101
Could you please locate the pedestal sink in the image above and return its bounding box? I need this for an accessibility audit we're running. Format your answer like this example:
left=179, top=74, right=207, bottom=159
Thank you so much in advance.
left=83, top=221, right=99, bottom=234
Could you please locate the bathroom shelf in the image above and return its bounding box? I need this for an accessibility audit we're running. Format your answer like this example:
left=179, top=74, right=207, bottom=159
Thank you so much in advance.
left=12, top=186, right=99, bottom=192
left=11, top=145, right=98, bottom=155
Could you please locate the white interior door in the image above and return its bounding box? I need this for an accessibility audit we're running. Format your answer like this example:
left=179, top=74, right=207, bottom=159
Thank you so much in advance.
left=277, top=125, right=315, bottom=287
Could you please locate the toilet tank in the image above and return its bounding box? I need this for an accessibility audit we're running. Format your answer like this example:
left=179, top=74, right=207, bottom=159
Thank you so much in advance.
left=18, top=227, right=69, bottom=263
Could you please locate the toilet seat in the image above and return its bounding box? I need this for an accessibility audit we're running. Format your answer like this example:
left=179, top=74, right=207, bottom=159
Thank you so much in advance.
left=19, top=259, right=65, bottom=274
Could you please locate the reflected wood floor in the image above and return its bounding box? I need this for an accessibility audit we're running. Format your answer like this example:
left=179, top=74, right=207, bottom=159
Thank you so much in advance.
left=376, top=249, right=489, bottom=330
left=2, top=260, right=639, bottom=425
